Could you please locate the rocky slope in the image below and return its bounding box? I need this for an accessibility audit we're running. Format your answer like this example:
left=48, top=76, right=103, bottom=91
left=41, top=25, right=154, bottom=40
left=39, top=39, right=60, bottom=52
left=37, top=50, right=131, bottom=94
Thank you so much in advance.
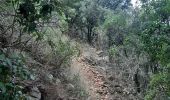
left=70, top=44, right=138, bottom=100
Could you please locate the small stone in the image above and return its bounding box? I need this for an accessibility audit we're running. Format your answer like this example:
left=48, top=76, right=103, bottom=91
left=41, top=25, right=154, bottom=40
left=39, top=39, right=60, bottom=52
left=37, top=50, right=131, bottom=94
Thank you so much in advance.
left=45, top=73, right=54, bottom=82
left=96, top=51, right=105, bottom=57
left=115, top=87, right=123, bottom=94
left=108, top=76, right=114, bottom=81
left=123, top=88, right=130, bottom=94
left=55, top=78, right=61, bottom=84
left=67, top=83, right=75, bottom=90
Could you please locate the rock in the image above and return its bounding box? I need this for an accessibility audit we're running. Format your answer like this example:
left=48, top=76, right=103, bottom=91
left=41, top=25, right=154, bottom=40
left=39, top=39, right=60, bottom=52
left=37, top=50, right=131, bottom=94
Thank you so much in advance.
left=67, top=83, right=75, bottom=90
left=96, top=90, right=104, bottom=94
left=27, top=87, right=41, bottom=100
left=27, top=96, right=39, bottom=100
left=96, top=56, right=109, bottom=67
left=96, top=51, right=105, bottom=57
left=115, top=86, right=123, bottom=94
left=38, top=85, right=46, bottom=100
left=114, top=84, right=122, bottom=88
left=108, top=76, right=114, bottom=81
left=45, top=73, right=54, bottom=82
left=55, top=78, right=61, bottom=84
left=83, top=57, right=96, bottom=65
left=123, top=88, right=130, bottom=95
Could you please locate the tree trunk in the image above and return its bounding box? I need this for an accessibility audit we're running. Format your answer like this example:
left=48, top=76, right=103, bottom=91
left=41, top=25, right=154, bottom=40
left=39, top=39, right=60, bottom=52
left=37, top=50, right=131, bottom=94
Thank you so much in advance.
left=87, top=25, right=92, bottom=44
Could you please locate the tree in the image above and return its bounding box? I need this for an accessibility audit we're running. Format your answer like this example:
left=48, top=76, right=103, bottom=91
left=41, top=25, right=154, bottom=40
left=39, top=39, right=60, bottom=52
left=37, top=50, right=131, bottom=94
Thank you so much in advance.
left=103, top=10, right=128, bottom=47
left=137, top=0, right=170, bottom=99
left=82, top=1, right=101, bottom=44
left=0, top=0, right=75, bottom=99
left=98, top=0, right=132, bottom=10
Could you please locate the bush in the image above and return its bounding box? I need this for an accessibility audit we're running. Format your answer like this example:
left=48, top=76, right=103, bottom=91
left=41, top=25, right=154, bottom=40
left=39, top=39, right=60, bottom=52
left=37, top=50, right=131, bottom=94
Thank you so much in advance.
left=0, top=49, right=29, bottom=100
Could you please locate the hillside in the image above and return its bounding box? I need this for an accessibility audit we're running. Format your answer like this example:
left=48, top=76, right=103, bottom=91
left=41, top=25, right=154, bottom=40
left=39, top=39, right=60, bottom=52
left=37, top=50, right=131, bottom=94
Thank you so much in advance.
left=0, top=0, right=170, bottom=100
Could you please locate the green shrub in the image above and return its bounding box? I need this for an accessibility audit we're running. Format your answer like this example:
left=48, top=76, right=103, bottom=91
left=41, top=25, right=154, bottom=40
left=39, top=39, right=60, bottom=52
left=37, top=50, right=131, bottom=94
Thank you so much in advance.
left=109, top=47, right=118, bottom=58
left=0, top=49, right=30, bottom=100
left=140, top=21, right=170, bottom=100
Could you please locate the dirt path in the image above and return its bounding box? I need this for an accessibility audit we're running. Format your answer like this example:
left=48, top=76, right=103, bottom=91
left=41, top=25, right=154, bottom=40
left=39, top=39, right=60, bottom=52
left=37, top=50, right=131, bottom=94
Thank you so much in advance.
left=70, top=45, right=111, bottom=100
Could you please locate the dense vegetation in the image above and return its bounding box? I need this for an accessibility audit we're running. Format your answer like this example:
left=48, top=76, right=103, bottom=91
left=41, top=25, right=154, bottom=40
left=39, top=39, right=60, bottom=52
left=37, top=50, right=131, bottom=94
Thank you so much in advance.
left=0, top=0, right=169, bottom=100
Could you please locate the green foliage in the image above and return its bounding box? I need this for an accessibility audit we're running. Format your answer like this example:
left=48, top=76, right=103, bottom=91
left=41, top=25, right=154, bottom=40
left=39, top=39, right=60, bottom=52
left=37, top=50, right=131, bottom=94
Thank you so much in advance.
left=14, top=0, right=54, bottom=32
left=104, top=0, right=170, bottom=99
left=98, top=0, right=132, bottom=10
left=142, top=23, right=170, bottom=100
left=103, top=10, right=128, bottom=46
left=138, top=0, right=170, bottom=99
left=54, top=40, right=76, bottom=67
left=58, top=14, right=69, bottom=33
left=140, top=21, right=170, bottom=62
left=140, top=0, right=170, bottom=23
left=150, top=0, right=170, bottom=22
left=103, top=11, right=126, bottom=29
left=44, top=27, right=76, bottom=67
left=0, top=0, right=169, bottom=99
left=144, top=89, right=156, bottom=100
left=0, top=50, right=29, bottom=100
left=145, top=71, right=170, bottom=100
left=109, top=46, right=119, bottom=57
left=1, top=0, right=70, bottom=41
left=55, top=39, right=75, bottom=61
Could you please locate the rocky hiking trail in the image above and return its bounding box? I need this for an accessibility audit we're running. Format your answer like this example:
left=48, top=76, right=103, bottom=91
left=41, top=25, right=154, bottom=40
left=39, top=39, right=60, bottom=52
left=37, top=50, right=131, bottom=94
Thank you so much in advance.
left=70, top=44, right=138, bottom=100
left=70, top=44, right=111, bottom=100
